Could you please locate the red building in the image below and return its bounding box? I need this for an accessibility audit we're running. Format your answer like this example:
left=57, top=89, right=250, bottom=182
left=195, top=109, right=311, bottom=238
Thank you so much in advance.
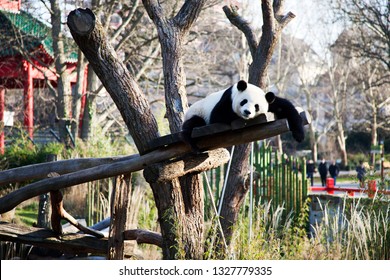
left=0, top=0, right=86, bottom=153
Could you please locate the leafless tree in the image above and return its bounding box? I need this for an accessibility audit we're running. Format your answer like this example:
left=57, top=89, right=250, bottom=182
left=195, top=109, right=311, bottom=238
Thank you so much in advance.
left=331, top=0, right=390, bottom=72
left=219, top=0, right=295, bottom=245
left=330, top=0, right=390, bottom=159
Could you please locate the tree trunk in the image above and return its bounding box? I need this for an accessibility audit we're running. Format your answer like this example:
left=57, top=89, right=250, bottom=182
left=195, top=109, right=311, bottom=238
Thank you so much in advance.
left=217, top=143, right=251, bottom=245
left=108, top=174, right=132, bottom=259
left=305, top=90, right=318, bottom=162
left=71, top=50, right=87, bottom=139
left=50, top=0, right=72, bottom=146
left=68, top=9, right=159, bottom=154
left=80, top=69, right=98, bottom=141
left=141, top=0, right=207, bottom=259
left=219, top=0, right=295, bottom=246
left=67, top=4, right=206, bottom=259
left=146, top=174, right=204, bottom=259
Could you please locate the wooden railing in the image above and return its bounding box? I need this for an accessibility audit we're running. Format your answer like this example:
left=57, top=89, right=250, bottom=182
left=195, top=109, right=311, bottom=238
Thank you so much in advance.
left=0, top=111, right=310, bottom=259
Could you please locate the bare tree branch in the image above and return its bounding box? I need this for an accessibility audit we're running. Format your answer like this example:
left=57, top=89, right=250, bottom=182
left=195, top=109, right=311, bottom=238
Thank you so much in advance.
left=174, top=0, right=207, bottom=31
left=142, top=0, right=165, bottom=27
left=222, top=5, right=258, bottom=57
left=124, top=229, right=162, bottom=247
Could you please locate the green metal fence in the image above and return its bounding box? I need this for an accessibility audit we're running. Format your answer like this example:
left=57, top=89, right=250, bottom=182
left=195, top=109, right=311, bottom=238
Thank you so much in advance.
left=204, top=142, right=308, bottom=220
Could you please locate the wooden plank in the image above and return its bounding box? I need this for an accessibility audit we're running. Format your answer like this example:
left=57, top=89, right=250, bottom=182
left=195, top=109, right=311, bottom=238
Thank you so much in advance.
left=146, top=148, right=230, bottom=183
left=0, top=222, right=107, bottom=255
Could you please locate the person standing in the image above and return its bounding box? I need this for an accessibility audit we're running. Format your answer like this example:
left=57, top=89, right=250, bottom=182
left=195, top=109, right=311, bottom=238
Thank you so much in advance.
left=356, top=160, right=366, bottom=188
left=318, top=158, right=328, bottom=186
left=306, top=159, right=315, bottom=186
left=328, top=160, right=340, bottom=186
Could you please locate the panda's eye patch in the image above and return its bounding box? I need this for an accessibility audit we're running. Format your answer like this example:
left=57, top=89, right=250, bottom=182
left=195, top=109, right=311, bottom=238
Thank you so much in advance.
left=240, top=99, right=248, bottom=106
left=255, top=104, right=259, bottom=112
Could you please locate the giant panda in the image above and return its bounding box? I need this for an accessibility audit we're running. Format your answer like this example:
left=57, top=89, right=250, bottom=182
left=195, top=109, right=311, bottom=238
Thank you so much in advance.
left=181, top=80, right=268, bottom=152
left=181, top=80, right=304, bottom=152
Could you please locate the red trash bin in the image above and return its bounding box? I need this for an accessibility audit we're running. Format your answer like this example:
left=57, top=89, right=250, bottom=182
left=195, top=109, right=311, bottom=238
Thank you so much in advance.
left=326, top=178, right=335, bottom=194
left=367, top=180, right=377, bottom=198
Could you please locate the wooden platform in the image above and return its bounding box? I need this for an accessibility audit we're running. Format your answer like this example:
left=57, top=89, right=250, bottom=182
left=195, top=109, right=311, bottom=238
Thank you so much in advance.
left=147, top=111, right=307, bottom=152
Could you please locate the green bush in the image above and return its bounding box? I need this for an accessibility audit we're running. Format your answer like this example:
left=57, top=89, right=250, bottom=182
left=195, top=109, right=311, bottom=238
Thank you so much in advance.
left=1, top=137, right=64, bottom=169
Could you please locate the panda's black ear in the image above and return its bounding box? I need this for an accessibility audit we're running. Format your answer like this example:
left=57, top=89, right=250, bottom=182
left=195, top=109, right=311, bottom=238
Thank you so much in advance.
left=237, top=80, right=247, bottom=92
left=266, top=92, right=276, bottom=104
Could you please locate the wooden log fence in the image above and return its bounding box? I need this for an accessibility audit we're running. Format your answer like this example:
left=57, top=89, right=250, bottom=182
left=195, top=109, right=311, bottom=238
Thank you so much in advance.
left=0, top=110, right=310, bottom=259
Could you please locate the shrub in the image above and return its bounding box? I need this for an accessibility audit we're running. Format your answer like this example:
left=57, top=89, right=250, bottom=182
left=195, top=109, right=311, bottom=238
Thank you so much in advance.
left=1, top=137, right=64, bottom=169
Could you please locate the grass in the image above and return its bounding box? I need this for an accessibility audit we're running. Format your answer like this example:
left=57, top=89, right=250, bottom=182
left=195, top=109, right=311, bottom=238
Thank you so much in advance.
left=6, top=191, right=390, bottom=260
left=15, top=202, right=38, bottom=226
left=229, top=196, right=390, bottom=260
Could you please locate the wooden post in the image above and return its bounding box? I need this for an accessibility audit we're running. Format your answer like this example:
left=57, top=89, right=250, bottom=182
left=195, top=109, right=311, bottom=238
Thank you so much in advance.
left=0, top=87, right=5, bottom=154
left=37, top=154, right=57, bottom=228
left=23, top=61, right=34, bottom=139
left=108, top=174, right=132, bottom=259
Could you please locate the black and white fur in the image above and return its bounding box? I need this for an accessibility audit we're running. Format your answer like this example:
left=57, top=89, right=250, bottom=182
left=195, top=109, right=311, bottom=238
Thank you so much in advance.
left=266, top=91, right=305, bottom=142
left=181, top=80, right=268, bottom=151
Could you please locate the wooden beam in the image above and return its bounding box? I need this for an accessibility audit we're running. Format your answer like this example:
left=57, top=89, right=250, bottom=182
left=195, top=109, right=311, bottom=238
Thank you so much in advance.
left=0, top=221, right=164, bottom=255
left=0, top=155, right=138, bottom=186
left=144, top=148, right=230, bottom=183
left=0, top=222, right=107, bottom=255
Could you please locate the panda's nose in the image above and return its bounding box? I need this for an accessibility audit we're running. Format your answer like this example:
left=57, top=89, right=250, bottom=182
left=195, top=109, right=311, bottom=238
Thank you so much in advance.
left=244, top=110, right=251, bottom=116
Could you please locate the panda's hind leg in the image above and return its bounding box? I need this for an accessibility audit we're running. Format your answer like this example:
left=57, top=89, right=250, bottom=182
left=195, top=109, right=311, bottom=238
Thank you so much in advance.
left=181, top=115, right=206, bottom=153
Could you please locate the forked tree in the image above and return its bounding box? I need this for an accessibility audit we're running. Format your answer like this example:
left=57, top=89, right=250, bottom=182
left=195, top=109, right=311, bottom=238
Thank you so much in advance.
left=67, top=0, right=294, bottom=259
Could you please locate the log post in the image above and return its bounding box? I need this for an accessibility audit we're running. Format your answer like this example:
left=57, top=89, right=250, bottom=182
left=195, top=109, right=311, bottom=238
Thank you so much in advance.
left=37, top=154, right=57, bottom=228
left=108, top=174, right=132, bottom=259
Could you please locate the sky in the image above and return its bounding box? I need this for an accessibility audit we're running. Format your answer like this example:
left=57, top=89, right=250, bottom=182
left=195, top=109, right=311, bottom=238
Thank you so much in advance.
left=235, top=0, right=344, bottom=57
left=284, top=1, right=344, bottom=56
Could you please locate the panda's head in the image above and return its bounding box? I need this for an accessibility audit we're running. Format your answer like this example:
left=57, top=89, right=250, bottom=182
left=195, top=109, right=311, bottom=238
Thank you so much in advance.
left=232, top=80, right=268, bottom=120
